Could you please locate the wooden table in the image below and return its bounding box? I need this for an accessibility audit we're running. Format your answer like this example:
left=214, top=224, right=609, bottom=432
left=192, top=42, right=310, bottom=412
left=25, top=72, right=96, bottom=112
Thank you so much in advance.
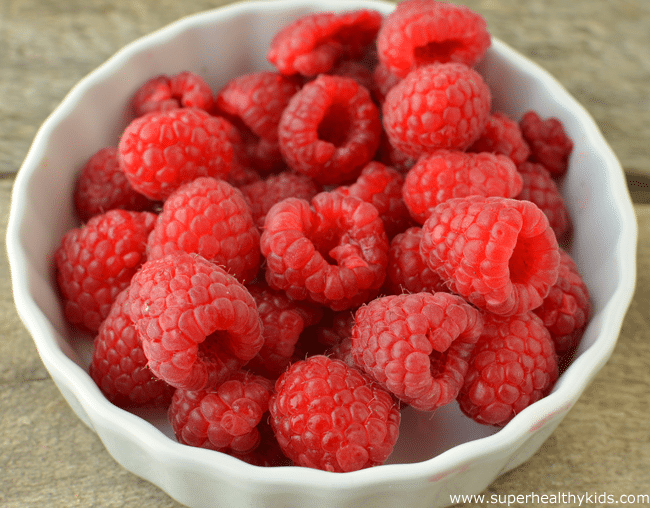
left=1, top=1, right=649, bottom=506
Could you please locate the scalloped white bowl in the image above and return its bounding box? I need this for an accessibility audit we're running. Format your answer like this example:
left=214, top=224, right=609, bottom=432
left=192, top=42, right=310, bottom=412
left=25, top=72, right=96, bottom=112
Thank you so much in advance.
left=6, top=1, right=637, bottom=507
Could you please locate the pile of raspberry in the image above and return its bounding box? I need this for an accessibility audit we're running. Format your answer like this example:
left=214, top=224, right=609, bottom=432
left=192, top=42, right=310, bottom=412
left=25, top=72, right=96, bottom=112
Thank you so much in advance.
left=54, top=0, right=589, bottom=473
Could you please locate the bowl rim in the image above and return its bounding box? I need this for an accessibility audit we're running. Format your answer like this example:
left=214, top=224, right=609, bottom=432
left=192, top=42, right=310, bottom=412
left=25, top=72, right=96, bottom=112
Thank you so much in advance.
left=5, top=0, right=638, bottom=491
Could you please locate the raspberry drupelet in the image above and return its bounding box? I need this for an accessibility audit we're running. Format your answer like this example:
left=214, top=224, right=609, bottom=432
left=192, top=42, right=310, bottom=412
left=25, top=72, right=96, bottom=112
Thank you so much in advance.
left=260, top=190, right=389, bottom=311
left=419, top=195, right=561, bottom=317
left=54, top=209, right=157, bottom=333
left=519, top=110, right=574, bottom=178
left=376, top=0, right=491, bottom=78
left=146, top=176, right=261, bottom=284
left=350, top=292, right=484, bottom=411
left=269, top=355, right=401, bottom=472
left=457, top=310, right=559, bottom=427
left=128, top=253, right=264, bottom=391
left=382, top=62, right=492, bottom=158
left=278, top=74, right=382, bottom=185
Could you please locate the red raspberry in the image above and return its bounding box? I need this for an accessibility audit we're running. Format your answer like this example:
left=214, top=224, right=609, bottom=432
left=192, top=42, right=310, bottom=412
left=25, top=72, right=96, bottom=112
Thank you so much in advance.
left=350, top=292, right=484, bottom=411
left=73, top=147, right=153, bottom=222
left=260, top=191, right=389, bottom=311
left=146, top=177, right=260, bottom=284
left=89, top=288, right=173, bottom=407
left=130, top=71, right=215, bottom=117
left=457, top=311, right=558, bottom=426
left=277, top=74, right=382, bottom=185
left=55, top=209, right=156, bottom=332
left=328, top=59, right=376, bottom=98
left=267, top=10, right=383, bottom=77
left=519, top=110, right=573, bottom=178
left=419, top=196, right=560, bottom=316
left=382, top=62, right=491, bottom=158
left=245, top=282, right=323, bottom=379
left=128, top=253, right=264, bottom=391
left=334, top=161, right=412, bottom=238
left=384, top=226, right=448, bottom=296
left=169, top=371, right=274, bottom=454
left=239, top=171, right=320, bottom=229
left=376, top=0, right=491, bottom=78
left=402, top=150, right=523, bottom=225
left=533, top=249, right=591, bottom=354
left=468, top=111, right=531, bottom=166
left=269, top=355, right=400, bottom=472
left=214, top=71, right=301, bottom=174
left=118, top=108, right=236, bottom=201
left=516, top=161, right=571, bottom=240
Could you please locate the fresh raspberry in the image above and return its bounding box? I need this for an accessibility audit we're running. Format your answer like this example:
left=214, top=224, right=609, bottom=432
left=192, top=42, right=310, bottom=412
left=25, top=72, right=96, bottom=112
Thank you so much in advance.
left=267, top=9, right=383, bottom=77
left=384, top=226, right=449, bottom=296
left=245, top=282, right=323, bottom=379
left=239, top=171, right=320, bottom=229
left=371, top=62, right=402, bottom=105
left=457, top=311, right=558, bottom=426
left=260, top=191, right=389, bottom=311
left=130, top=71, right=215, bottom=117
left=419, top=195, right=560, bottom=316
left=516, top=161, right=571, bottom=240
left=376, top=0, right=491, bottom=78
left=128, top=253, right=264, bottom=391
left=402, top=150, right=523, bottom=224
left=277, top=74, right=382, bottom=185
left=382, top=62, right=491, bottom=158
left=73, top=147, right=153, bottom=222
left=468, top=111, right=531, bottom=166
left=334, top=161, right=412, bottom=238
left=89, top=288, right=174, bottom=407
left=55, top=209, right=156, bottom=333
left=533, top=248, right=591, bottom=354
left=214, top=71, right=301, bottom=174
left=118, top=108, right=236, bottom=201
left=146, top=177, right=260, bottom=284
left=269, top=355, right=400, bottom=472
left=519, top=110, right=573, bottom=178
left=169, top=371, right=274, bottom=454
left=350, top=292, right=484, bottom=411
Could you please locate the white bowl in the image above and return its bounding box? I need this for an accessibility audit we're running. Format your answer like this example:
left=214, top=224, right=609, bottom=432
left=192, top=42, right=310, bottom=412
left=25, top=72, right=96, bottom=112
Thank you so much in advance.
left=6, top=1, right=637, bottom=507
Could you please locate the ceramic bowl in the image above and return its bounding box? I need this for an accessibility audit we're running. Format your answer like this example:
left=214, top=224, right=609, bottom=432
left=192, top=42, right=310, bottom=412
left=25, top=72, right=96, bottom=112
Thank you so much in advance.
left=6, top=1, right=637, bottom=507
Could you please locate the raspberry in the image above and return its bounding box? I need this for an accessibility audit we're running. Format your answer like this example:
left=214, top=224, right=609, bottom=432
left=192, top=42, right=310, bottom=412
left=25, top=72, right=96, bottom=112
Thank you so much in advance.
left=269, top=355, right=400, bottom=472
left=73, top=147, right=153, bottom=222
left=260, top=191, right=389, bottom=311
left=277, top=74, right=382, bottom=185
left=519, top=110, right=573, bottom=178
left=128, top=253, right=264, bottom=391
left=245, top=282, right=324, bottom=379
left=267, top=10, right=383, bottom=77
left=457, top=311, right=558, bottom=426
left=118, top=108, right=236, bottom=201
left=239, top=171, right=320, bottom=229
left=468, top=111, right=531, bottom=166
left=384, top=226, right=449, bottom=296
left=382, top=62, right=491, bottom=158
left=402, top=150, right=523, bottom=225
left=376, top=0, right=490, bottom=78
left=55, top=209, right=156, bottom=332
left=130, top=71, right=215, bottom=117
left=533, top=248, right=591, bottom=354
left=334, top=161, right=412, bottom=238
left=146, top=177, right=261, bottom=284
left=214, top=71, right=301, bottom=174
left=328, top=59, right=376, bottom=98
left=516, top=161, right=571, bottom=240
left=89, top=288, right=174, bottom=407
left=350, top=292, right=484, bottom=411
left=419, top=195, right=560, bottom=316
left=169, top=371, right=274, bottom=454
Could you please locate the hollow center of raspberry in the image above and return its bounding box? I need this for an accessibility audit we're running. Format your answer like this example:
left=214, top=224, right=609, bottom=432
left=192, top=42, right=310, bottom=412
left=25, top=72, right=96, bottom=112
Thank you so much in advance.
left=509, top=236, right=536, bottom=284
left=413, top=40, right=464, bottom=66
left=318, top=102, right=351, bottom=147
left=429, top=349, right=450, bottom=378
